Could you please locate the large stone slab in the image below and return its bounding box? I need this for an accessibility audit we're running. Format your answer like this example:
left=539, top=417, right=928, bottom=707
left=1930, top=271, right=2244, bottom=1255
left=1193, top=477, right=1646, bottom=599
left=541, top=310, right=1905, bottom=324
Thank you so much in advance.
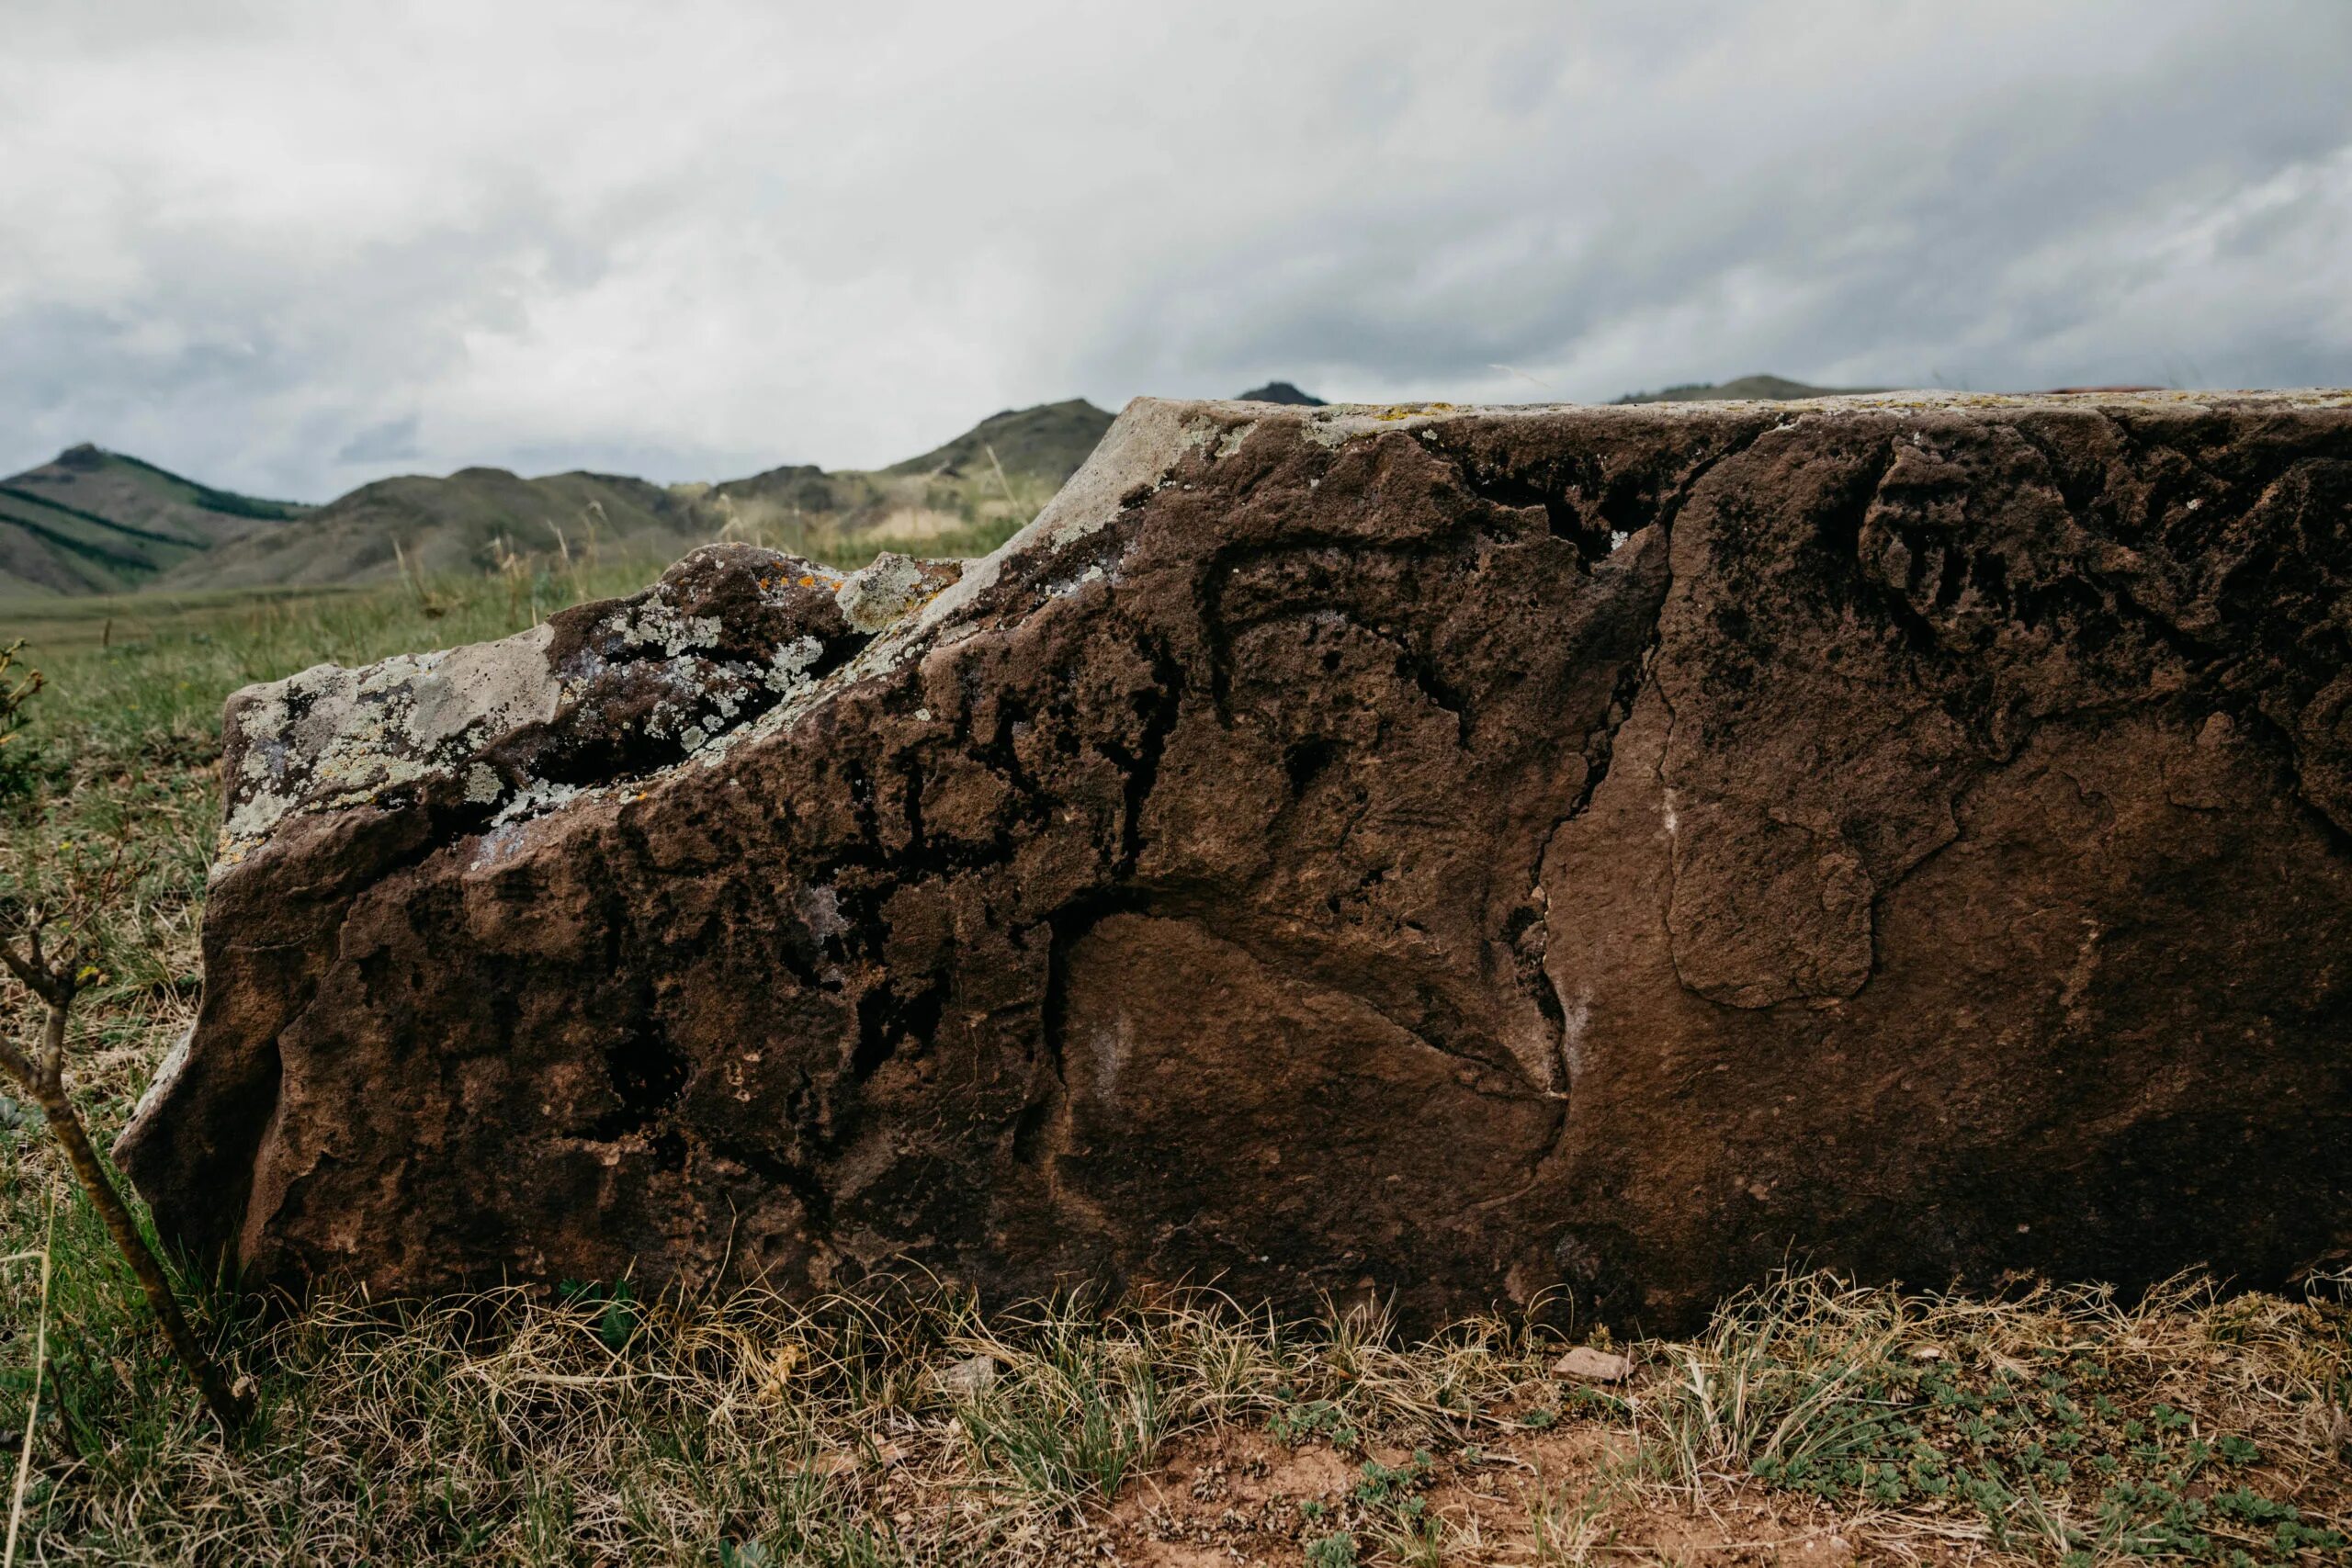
left=120, top=392, right=2352, bottom=1329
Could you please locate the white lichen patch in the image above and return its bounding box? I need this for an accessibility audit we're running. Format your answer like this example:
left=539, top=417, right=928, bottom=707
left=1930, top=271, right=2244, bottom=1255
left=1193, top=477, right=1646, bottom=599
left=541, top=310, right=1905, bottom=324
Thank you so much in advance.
left=1559, top=985, right=1593, bottom=1084
left=612, top=601, right=723, bottom=657
left=836, top=553, right=933, bottom=633
left=493, top=778, right=587, bottom=827
left=1045, top=564, right=1108, bottom=600
left=219, top=623, right=562, bottom=860
left=467, top=820, right=530, bottom=871
left=795, top=884, right=847, bottom=941
left=767, top=636, right=824, bottom=690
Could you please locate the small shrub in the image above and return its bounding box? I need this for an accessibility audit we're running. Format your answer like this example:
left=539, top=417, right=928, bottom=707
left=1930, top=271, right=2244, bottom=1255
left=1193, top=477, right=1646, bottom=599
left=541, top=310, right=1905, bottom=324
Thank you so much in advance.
left=0, top=637, right=44, bottom=807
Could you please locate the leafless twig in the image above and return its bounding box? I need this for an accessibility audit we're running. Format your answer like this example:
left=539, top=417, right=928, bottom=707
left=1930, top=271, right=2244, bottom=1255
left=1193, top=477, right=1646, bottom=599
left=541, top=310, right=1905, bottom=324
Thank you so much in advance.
left=1, top=822, right=249, bottom=1434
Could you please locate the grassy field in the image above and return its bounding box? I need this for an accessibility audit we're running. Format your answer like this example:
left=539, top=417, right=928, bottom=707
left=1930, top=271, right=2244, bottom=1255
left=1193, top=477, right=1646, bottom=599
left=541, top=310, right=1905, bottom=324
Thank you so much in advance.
left=1, top=558, right=2348, bottom=1564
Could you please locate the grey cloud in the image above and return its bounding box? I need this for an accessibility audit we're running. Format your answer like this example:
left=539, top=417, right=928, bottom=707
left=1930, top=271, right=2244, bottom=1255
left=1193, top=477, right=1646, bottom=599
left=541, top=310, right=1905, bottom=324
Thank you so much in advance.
left=335, top=415, right=421, bottom=465
left=1074, top=12, right=2352, bottom=404
left=0, top=0, right=2346, bottom=501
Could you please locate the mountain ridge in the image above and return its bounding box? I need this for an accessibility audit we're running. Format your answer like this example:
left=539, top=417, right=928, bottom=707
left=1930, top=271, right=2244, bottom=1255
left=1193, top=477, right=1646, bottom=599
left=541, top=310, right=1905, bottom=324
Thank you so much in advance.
left=8, top=377, right=1892, bottom=598
left=4, top=402, right=1119, bottom=598
left=1611, top=372, right=1885, bottom=403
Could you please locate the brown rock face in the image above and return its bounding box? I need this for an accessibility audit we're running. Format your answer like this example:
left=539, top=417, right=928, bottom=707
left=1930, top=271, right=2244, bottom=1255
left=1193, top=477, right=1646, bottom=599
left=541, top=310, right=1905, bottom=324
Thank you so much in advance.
left=120, top=393, right=2352, bottom=1331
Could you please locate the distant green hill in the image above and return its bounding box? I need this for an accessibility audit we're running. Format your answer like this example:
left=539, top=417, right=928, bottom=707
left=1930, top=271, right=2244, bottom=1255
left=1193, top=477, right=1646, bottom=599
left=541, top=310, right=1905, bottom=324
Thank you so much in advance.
left=164, top=468, right=702, bottom=592
left=0, top=445, right=311, bottom=596
left=881, top=399, right=1114, bottom=482
left=1612, top=374, right=1885, bottom=404
left=693, top=400, right=1117, bottom=562
left=257, top=399, right=1118, bottom=589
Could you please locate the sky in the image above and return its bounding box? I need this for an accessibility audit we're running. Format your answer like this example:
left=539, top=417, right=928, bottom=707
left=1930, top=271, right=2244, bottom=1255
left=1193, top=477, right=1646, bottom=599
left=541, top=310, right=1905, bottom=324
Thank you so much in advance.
left=3, top=1, right=2348, bottom=502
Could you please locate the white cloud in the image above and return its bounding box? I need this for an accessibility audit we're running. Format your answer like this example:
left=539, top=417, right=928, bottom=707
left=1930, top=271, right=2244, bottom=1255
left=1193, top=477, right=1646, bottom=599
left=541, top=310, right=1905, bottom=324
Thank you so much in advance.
left=0, top=0, right=2346, bottom=499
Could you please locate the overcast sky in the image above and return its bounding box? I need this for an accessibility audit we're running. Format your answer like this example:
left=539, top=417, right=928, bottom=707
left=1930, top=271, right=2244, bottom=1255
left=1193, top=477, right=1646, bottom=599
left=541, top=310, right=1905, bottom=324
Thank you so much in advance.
left=4, top=1, right=2347, bottom=501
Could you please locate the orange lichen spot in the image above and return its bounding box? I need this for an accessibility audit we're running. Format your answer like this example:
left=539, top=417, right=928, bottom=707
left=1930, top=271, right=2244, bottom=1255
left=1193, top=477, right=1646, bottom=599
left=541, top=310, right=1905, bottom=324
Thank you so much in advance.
left=798, top=575, right=816, bottom=587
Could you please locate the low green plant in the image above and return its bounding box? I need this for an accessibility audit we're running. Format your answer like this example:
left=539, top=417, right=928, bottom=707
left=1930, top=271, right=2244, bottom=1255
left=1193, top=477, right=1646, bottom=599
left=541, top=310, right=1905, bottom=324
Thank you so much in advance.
left=1304, top=1529, right=1360, bottom=1567
left=1269, top=1393, right=1362, bottom=1449
left=555, top=1278, right=642, bottom=1352
left=1355, top=1450, right=1445, bottom=1565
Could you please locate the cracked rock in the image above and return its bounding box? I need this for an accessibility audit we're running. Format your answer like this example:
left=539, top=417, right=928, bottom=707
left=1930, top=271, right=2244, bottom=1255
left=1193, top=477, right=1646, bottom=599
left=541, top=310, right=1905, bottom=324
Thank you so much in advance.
left=119, top=391, right=2352, bottom=1332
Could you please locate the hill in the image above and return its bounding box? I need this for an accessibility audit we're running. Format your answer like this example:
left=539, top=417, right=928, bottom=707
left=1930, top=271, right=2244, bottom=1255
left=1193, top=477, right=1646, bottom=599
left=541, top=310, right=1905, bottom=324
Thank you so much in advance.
left=690, top=399, right=1116, bottom=560
left=163, top=468, right=701, bottom=592
left=880, top=398, right=1114, bottom=481
left=0, top=445, right=310, bottom=596
left=1236, top=381, right=1326, bottom=405
left=163, top=399, right=1121, bottom=593
left=1612, top=373, right=1885, bottom=403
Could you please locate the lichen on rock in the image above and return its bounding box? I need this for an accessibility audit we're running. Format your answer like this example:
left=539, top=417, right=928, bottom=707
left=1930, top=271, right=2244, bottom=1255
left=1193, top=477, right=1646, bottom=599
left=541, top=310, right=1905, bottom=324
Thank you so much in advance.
left=209, top=543, right=966, bottom=870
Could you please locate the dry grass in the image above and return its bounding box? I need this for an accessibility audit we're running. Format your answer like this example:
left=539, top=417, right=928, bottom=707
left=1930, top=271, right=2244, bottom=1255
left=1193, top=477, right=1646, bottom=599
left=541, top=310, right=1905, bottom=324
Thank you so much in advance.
left=0, top=1256, right=1563, bottom=1563
left=2, top=1212, right=2343, bottom=1564
left=1632, top=1272, right=2352, bottom=1563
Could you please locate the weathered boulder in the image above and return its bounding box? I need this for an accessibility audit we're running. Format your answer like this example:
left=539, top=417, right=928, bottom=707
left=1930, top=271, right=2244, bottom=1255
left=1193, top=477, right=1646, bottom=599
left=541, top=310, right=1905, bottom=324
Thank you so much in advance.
left=120, top=392, right=2352, bottom=1330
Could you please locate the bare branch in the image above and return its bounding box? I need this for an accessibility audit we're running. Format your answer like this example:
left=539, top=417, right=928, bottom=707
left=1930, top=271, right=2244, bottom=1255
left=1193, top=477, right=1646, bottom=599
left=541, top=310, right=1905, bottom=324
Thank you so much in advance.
left=34, top=979, right=70, bottom=1088
left=24, top=1041, right=252, bottom=1432
left=0, top=818, right=249, bottom=1431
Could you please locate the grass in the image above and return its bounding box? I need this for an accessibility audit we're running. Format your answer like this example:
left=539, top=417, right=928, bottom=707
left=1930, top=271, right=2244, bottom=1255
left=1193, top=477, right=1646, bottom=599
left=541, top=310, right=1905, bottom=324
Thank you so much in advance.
left=1, top=550, right=2348, bottom=1562
left=1637, top=1273, right=2351, bottom=1563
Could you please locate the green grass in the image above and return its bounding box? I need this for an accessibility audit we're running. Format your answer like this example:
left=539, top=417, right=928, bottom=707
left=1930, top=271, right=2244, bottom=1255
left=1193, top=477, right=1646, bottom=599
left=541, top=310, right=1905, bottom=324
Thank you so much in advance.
left=2, top=547, right=2348, bottom=1563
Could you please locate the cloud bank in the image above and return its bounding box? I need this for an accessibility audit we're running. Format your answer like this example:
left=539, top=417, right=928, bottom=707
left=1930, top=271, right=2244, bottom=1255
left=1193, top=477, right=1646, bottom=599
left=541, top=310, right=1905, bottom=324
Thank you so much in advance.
left=2, top=0, right=2346, bottom=499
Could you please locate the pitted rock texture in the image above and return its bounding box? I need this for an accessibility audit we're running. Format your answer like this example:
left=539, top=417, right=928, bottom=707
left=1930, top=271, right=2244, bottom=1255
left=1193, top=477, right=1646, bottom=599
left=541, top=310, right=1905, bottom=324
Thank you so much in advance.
left=120, top=392, right=2352, bottom=1331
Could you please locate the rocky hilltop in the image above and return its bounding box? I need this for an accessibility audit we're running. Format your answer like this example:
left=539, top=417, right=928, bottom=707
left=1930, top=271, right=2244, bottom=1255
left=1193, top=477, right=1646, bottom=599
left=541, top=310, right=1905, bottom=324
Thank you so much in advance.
left=119, top=390, right=2352, bottom=1329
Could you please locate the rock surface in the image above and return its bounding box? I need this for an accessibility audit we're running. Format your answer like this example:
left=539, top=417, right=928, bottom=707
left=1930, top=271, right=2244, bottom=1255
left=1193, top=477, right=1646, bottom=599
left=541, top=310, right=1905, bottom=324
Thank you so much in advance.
left=121, top=391, right=2352, bottom=1331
